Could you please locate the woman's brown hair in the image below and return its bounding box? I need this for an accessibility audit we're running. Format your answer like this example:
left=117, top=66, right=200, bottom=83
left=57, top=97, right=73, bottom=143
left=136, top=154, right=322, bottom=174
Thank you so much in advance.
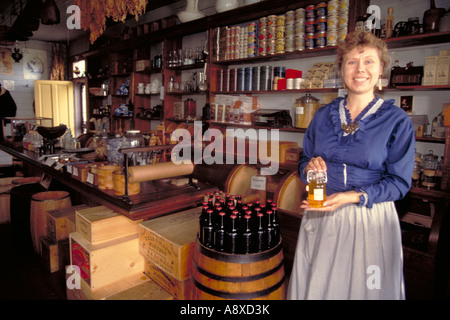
left=337, top=30, right=390, bottom=73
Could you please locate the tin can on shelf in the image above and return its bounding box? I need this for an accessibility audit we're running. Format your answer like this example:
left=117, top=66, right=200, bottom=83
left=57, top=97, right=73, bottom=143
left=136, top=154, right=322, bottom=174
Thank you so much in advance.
left=286, top=10, right=295, bottom=24
left=267, top=15, right=277, bottom=27
left=328, top=0, right=339, bottom=14
left=315, top=2, right=327, bottom=17
left=295, top=22, right=305, bottom=36
left=295, top=8, right=305, bottom=20
left=258, top=39, right=267, bottom=56
left=306, top=19, right=315, bottom=34
left=315, top=31, right=327, bottom=48
left=259, top=17, right=267, bottom=28
left=327, top=30, right=338, bottom=46
left=285, top=37, right=294, bottom=52
left=306, top=33, right=315, bottom=49
left=244, top=67, right=253, bottom=91
left=277, top=14, right=286, bottom=26
left=276, top=27, right=285, bottom=39
left=268, top=39, right=276, bottom=55
left=295, top=36, right=305, bottom=51
left=260, top=66, right=273, bottom=91
left=248, top=22, right=258, bottom=33
left=316, top=16, right=327, bottom=32
left=252, top=66, right=260, bottom=91
left=306, top=5, right=315, bottom=20
left=276, top=38, right=285, bottom=54
left=327, top=14, right=339, bottom=30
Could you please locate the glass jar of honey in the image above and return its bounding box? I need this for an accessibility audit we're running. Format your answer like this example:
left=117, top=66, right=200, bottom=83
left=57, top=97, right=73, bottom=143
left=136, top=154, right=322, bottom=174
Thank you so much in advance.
left=294, top=93, right=320, bottom=128
left=307, top=170, right=327, bottom=207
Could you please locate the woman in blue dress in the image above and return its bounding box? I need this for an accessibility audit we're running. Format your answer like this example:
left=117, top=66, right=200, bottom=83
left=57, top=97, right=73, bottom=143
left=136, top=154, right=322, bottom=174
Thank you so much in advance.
left=287, top=31, right=415, bottom=300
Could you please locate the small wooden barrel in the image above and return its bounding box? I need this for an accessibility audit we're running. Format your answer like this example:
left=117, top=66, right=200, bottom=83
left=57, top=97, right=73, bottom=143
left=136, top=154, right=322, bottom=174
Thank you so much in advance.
left=0, top=177, right=42, bottom=224
left=30, top=191, right=72, bottom=254
left=97, top=165, right=121, bottom=190
left=191, top=239, right=286, bottom=300
left=112, top=170, right=140, bottom=196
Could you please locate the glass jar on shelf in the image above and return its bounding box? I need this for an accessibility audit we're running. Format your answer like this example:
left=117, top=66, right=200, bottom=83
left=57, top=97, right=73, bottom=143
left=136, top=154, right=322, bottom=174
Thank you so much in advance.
left=421, top=150, right=438, bottom=189
left=294, top=93, right=320, bottom=128
left=93, top=129, right=109, bottom=161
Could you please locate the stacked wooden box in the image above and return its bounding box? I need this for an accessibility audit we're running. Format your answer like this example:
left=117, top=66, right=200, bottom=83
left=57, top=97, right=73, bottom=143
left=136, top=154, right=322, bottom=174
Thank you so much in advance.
left=138, top=207, right=202, bottom=299
left=67, top=205, right=172, bottom=300
left=40, top=204, right=88, bottom=273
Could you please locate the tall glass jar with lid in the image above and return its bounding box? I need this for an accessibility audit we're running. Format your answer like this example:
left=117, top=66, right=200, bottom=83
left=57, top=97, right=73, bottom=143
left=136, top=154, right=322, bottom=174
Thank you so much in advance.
left=93, top=129, right=110, bottom=162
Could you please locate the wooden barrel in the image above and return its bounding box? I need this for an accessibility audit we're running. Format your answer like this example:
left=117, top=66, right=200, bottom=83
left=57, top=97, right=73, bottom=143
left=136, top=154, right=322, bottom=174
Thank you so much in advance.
left=0, top=177, right=42, bottom=224
left=30, top=191, right=72, bottom=254
left=274, top=171, right=307, bottom=215
left=191, top=239, right=286, bottom=300
left=97, top=165, right=121, bottom=189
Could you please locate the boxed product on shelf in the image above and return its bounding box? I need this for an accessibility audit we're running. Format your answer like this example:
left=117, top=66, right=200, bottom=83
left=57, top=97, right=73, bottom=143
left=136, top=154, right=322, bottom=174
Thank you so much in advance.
left=423, top=56, right=438, bottom=85
left=436, top=55, right=450, bottom=85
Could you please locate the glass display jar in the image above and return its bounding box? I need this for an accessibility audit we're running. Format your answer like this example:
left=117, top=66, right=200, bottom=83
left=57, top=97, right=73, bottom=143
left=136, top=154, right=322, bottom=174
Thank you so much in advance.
left=93, top=129, right=109, bottom=161
left=421, top=150, right=438, bottom=189
left=125, top=130, right=144, bottom=148
left=294, top=93, right=320, bottom=128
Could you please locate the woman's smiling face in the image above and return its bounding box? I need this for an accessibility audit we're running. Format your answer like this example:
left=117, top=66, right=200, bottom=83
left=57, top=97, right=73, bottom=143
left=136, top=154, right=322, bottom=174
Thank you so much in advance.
left=341, top=46, right=383, bottom=96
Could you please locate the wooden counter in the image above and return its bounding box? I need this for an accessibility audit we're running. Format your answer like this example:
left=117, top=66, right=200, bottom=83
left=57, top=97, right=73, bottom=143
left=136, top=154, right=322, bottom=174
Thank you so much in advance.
left=0, top=143, right=219, bottom=221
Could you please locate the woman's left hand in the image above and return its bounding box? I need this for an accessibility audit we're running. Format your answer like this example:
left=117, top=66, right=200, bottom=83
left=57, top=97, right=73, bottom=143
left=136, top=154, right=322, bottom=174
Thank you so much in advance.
left=301, top=191, right=361, bottom=212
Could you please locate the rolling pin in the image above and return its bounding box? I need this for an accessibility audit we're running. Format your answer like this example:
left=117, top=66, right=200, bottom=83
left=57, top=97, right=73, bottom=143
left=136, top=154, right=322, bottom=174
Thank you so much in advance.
left=128, top=161, right=195, bottom=183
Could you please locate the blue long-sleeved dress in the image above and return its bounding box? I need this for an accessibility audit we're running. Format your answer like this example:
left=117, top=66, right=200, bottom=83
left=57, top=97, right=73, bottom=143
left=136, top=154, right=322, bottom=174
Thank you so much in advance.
left=287, top=96, right=415, bottom=300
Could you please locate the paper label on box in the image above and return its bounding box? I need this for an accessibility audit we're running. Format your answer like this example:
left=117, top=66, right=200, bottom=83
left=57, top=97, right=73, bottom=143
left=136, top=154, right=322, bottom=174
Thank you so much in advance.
left=251, top=175, right=266, bottom=190
left=71, top=240, right=90, bottom=285
left=86, top=172, right=94, bottom=184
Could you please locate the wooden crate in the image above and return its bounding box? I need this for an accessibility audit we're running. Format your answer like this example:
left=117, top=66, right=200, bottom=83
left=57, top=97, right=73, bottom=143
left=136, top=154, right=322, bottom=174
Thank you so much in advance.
left=144, top=259, right=192, bottom=300
left=76, top=206, right=141, bottom=245
left=47, top=204, right=88, bottom=242
left=40, top=237, right=59, bottom=273
left=138, top=207, right=200, bottom=280
left=66, top=267, right=172, bottom=300
left=70, top=231, right=144, bottom=291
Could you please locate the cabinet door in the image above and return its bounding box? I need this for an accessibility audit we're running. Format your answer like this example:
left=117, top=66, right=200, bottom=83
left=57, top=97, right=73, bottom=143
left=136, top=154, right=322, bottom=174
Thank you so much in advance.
left=34, top=80, right=75, bottom=133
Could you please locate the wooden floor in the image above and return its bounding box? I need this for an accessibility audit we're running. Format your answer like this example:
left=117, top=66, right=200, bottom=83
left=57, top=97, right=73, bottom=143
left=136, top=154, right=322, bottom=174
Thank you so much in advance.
left=0, top=222, right=67, bottom=300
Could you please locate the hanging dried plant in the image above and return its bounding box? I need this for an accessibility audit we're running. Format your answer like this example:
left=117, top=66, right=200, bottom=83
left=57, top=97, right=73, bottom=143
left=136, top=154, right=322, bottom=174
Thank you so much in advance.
left=73, top=0, right=148, bottom=44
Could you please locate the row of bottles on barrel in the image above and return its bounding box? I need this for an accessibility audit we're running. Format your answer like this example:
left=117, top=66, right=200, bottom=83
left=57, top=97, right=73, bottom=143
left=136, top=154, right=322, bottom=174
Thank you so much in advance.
left=199, top=193, right=280, bottom=254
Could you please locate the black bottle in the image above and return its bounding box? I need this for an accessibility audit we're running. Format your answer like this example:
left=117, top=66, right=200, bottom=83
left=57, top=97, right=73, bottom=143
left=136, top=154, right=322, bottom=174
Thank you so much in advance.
left=271, top=206, right=280, bottom=245
left=225, top=214, right=239, bottom=254
left=256, top=212, right=268, bottom=252
left=203, top=209, right=215, bottom=248
left=242, top=214, right=254, bottom=254
left=266, top=210, right=276, bottom=249
left=199, top=205, right=209, bottom=243
left=214, top=211, right=226, bottom=252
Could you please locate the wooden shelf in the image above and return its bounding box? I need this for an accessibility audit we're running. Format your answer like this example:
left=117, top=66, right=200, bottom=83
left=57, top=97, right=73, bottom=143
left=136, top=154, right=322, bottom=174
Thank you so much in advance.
left=416, top=136, right=446, bottom=144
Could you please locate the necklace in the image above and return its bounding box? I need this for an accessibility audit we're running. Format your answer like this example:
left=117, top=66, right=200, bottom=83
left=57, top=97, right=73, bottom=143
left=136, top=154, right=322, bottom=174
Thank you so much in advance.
left=339, top=98, right=384, bottom=135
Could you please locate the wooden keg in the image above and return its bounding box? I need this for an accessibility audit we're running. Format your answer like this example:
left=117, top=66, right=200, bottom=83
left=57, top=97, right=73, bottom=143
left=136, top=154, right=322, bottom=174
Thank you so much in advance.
left=0, top=177, right=41, bottom=224
left=30, top=191, right=72, bottom=254
left=97, top=165, right=121, bottom=189
left=274, top=171, right=307, bottom=215
left=191, top=239, right=286, bottom=300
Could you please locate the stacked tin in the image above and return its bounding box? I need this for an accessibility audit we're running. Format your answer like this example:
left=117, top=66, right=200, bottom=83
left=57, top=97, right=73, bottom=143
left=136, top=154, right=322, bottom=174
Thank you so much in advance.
left=225, top=26, right=241, bottom=60
left=315, top=2, right=327, bottom=48
left=327, top=0, right=339, bottom=46
left=257, top=17, right=268, bottom=56
left=267, top=15, right=277, bottom=55
left=285, top=10, right=295, bottom=52
left=305, top=5, right=315, bottom=49
left=294, top=8, right=305, bottom=51
left=338, top=0, right=349, bottom=42
left=276, top=14, right=286, bottom=54
left=241, top=26, right=249, bottom=59
left=248, top=23, right=257, bottom=58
